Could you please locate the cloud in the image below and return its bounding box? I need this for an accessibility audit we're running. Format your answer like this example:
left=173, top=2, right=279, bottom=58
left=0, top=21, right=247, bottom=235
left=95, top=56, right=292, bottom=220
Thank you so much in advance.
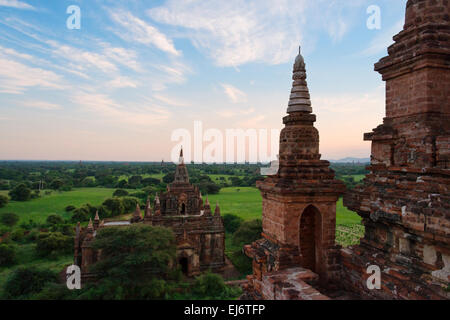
left=153, top=94, right=189, bottom=107
left=107, top=77, right=138, bottom=89
left=221, top=84, right=247, bottom=103
left=216, top=107, right=255, bottom=119
left=0, top=0, right=34, bottom=10
left=21, top=100, right=62, bottom=110
left=109, top=9, right=180, bottom=56
left=238, top=115, right=266, bottom=128
left=361, top=20, right=404, bottom=56
left=147, top=0, right=365, bottom=67
left=46, top=40, right=118, bottom=74
left=73, top=92, right=171, bottom=126
left=0, top=55, right=63, bottom=94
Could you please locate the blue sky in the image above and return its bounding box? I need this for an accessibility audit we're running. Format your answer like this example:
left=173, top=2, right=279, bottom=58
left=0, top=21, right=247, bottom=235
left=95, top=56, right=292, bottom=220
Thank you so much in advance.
left=0, top=0, right=407, bottom=161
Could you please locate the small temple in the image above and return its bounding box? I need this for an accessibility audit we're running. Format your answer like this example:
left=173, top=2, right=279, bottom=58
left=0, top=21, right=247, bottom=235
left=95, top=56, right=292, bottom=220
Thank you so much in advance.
left=74, top=148, right=226, bottom=281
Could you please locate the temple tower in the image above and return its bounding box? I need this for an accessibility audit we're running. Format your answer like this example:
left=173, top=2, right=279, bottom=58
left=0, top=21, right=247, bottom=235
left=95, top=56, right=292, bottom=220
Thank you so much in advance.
left=343, top=0, right=450, bottom=299
left=245, top=47, right=345, bottom=288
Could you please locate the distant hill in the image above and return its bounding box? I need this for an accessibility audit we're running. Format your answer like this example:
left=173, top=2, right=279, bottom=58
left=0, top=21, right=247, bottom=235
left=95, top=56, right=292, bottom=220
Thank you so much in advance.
left=330, top=157, right=370, bottom=163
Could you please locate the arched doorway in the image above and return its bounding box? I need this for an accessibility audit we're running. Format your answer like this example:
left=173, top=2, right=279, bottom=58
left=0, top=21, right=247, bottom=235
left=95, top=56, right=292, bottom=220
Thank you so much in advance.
left=299, top=205, right=322, bottom=273
left=181, top=203, right=186, bottom=215
left=179, top=257, right=189, bottom=275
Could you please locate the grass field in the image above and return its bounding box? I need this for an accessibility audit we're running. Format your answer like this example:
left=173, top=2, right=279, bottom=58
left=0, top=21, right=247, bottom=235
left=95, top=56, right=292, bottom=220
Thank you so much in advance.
left=342, top=174, right=366, bottom=182
left=0, top=188, right=118, bottom=225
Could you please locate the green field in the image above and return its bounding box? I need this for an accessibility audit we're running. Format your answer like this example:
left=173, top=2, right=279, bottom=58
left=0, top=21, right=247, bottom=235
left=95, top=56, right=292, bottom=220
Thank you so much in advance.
left=342, top=174, right=365, bottom=182
left=0, top=185, right=361, bottom=234
left=0, top=188, right=119, bottom=225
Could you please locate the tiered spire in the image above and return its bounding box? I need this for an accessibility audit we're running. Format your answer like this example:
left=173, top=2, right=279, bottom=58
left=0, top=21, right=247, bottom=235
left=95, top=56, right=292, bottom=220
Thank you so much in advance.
left=287, top=46, right=312, bottom=114
left=203, top=196, right=212, bottom=216
left=87, top=218, right=94, bottom=233
left=94, top=210, right=100, bottom=229
left=214, top=202, right=221, bottom=217
left=154, top=193, right=161, bottom=216
left=144, top=197, right=153, bottom=219
left=173, top=147, right=189, bottom=183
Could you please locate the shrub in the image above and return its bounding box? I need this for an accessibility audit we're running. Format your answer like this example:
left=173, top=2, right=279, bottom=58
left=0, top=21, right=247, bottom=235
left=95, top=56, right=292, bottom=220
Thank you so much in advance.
left=2, top=267, right=58, bottom=299
left=50, top=224, right=74, bottom=237
left=65, top=205, right=76, bottom=212
left=121, top=197, right=140, bottom=213
left=0, top=194, right=8, bottom=208
left=223, top=214, right=244, bottom=234
left=10, top=228, right=26, bottom=242
left=0, top=225, right=11, bottom=237
left=0, top=212, right=19, bottom=227
left=113, top=189, right=129, bottom=197
left=0, top=244, right=16, bottom=266
left=19, top=219, right=39, bottom=230
left=232, top=219, right=263, bottom=246
left=102, top=198, right=124, bottom=216
left=9, top=184, right=31, bottom=201
left=32, top=283, right=78, bottom=300
left=35, top=232, right=73, bottom=257
left=24, top=229, right=39, bottom=242
left=46, top=214, right=65, bottom=226
left=192, top=272, right=227, bottom=297
left=71, top=207, right=90, bottom=223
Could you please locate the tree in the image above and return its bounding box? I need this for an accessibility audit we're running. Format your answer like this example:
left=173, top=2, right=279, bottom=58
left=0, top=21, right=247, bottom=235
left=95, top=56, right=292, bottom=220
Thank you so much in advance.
left=113, top=189, right=129, bottom=197
left=0, top=212, right=19, bottom=227
left=121, top=197, right=140, bottom=213
left=192, top=272, right=228, bottom=297
left=128, top=175, right=142, bottom=188
left=232, top=219, right=263, bottom=246
left=35, top=232, right=73, bottom=257
left=49, top=179, right=64, bottom=190
left=2, top=267, right=58, bottom=299
left=46, top=214, right=65, bottom=226
left=223, top=214, right=243, bottom=234
left=9, top=184, right=31, bottom=201
left=102, top=198, right=124, bottom=216
left=71, top=207, right=90, bottom=222
left=142, top=177, right=161, bottom=187
left=0, top=244, right=16, bottom=266
left=86, top=225, right=177, bottom=299
left=0, top=194, right=8, bottom=208
left=162, top=172, right=175, bottom=184
left=65, top=205, right=76, bottom=212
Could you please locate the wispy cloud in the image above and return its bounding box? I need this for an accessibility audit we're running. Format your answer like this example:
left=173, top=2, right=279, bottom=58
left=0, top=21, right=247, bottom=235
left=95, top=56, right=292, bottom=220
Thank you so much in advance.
left=221, top=84, right=247, bottom=103
left=73, top=92, right=172, bottom=126
left=21, top=100, right=62, bottom=110
left=0, top=0, right=34, bottom=10
left=147, top=0, right=365, bottom=67
left=153, top=94, right=189, bottom=107
left=109, top=9, right=180, bottom=56
left=107, top=77, right=138, bottom=89
left=0, top=55, right=63, bottom=94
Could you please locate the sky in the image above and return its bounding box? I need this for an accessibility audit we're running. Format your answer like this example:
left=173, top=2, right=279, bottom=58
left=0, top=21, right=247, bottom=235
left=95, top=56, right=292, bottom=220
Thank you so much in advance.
left=0, top=0, right=408, bottom=162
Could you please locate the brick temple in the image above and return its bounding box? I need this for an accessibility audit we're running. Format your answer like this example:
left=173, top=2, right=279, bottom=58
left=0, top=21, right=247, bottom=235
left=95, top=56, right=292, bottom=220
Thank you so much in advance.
left=74, top=148, right=226, bottom=281
left=243, top=0, right=449, bottom=300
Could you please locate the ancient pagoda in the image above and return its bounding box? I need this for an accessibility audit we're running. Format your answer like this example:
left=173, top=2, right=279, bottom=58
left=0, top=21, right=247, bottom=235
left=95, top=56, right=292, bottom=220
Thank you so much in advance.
left=243, top=47, right=345, bottom=299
